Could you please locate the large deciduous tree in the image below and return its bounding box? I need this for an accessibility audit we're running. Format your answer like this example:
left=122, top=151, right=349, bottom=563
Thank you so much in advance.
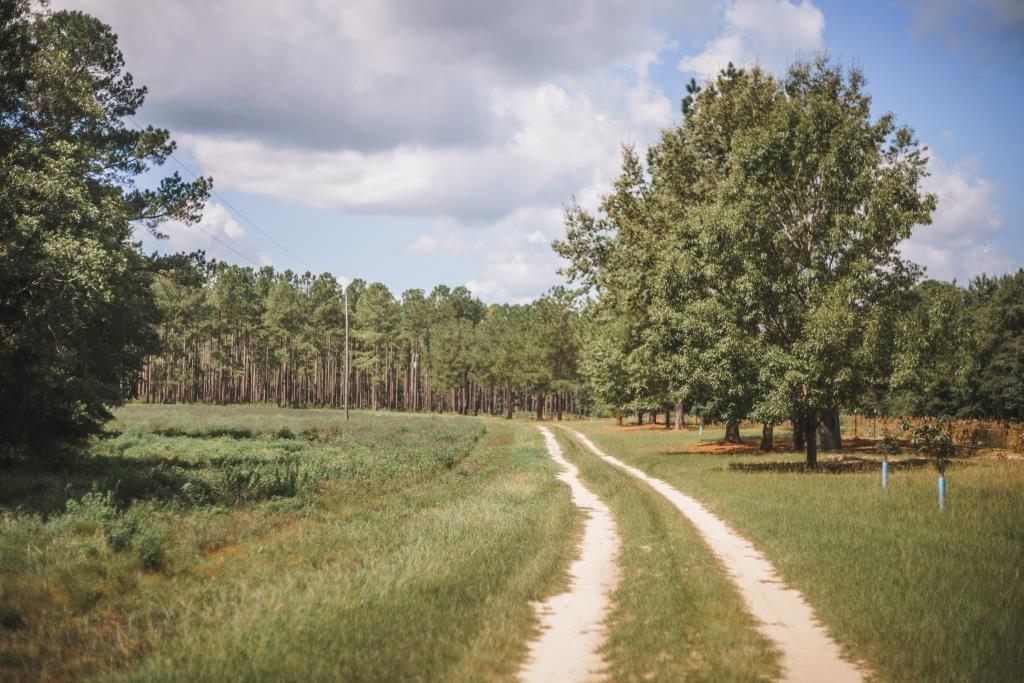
left=715, top=58, right=934, bottom=464
left=0, top=4, right=209, bottom=455
left=558, top=57, right=935, bottom=463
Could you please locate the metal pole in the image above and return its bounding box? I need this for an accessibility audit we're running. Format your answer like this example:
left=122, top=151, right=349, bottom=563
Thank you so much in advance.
left=344, top=284, right=350, bottom=421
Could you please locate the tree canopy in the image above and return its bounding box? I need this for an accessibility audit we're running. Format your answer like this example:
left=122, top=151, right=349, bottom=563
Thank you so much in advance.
left=0, top=3, right=209, bottom=454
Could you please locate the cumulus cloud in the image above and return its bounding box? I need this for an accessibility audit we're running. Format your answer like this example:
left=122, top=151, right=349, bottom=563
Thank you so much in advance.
left=58, top=0, right=706, bottom=152
left=49, top=0, right=698, bottom=300
left=678, top=0, right=825, bottom=78
left=179, top=80, right=666, bottom=223
left=145, top=202, right=251, bottom=262
left=900, top=154, right=1010, bottom=281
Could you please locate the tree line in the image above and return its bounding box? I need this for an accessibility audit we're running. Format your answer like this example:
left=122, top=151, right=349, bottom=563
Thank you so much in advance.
left=2, top=3, right=1020, bottom=462
left=137, top=254, right=580, bottom=420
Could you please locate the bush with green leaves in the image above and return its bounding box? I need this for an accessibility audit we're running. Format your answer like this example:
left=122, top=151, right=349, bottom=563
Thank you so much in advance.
left=132, top=522, right=168, bottom=572
left=875, top=428, right=903, bottom=460
left=905, top=417, right=957, bottom=474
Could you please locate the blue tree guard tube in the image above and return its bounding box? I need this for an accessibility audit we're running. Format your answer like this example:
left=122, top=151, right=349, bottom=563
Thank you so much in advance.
left=938, top=475, right=946, bottom=511
left=881, top=461, right=888, bottom=489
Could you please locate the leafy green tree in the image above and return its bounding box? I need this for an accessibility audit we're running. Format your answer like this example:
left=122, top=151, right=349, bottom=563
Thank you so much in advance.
left=0, top=4, right=209, bottom=454
left=967, top=271, right=1024, bottom=420
left=706, top=58, right=935, bottom=463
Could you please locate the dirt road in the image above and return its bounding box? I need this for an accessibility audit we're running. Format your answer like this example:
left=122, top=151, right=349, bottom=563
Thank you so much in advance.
left=566, top=427, right=865, bottom=683
left=519, top=427, right=620, bottom=683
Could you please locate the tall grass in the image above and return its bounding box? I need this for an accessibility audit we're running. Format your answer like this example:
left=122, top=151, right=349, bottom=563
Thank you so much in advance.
left=0, top=406, right=577, bottom=682
left=569, top=420, right=1024, bottom=682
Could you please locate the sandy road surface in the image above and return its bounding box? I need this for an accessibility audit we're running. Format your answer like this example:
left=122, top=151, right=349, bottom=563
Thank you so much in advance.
left=519, top=427, right=621, bottom=683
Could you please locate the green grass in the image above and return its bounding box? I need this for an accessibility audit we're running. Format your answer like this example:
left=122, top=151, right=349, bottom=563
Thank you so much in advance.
left=567, top=419, right=1024, bottom=683
left=552, top=429, right=781, bottom=681
left=1, top=405, right=578, bottom=682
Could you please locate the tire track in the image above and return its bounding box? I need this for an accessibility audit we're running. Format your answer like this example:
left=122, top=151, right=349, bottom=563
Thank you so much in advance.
left=520, top=426, right=621, bottom=683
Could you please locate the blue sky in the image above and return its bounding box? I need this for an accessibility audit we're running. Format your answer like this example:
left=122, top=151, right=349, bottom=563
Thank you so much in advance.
left=61, top=1, right=1023, bottom=301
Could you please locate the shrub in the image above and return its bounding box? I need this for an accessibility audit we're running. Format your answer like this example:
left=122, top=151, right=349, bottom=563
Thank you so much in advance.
left=904, top=417, right=957, bottom=474
left=133, top=522, right=168, bottom=572
left=875, top=428, right=902, bottom=459
left=106, top=514, right=140, bottom=552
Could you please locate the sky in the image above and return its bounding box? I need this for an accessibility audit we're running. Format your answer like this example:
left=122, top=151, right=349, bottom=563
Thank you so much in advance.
left=57, top=0, right=1024, bottom=302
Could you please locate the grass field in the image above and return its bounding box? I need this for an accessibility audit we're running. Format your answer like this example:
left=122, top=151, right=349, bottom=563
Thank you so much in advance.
left=566, top=419, right=1024, bottom=683
left=0, top=405, right=578, bottom=681
left=4, top=406, right=1021, bottom=682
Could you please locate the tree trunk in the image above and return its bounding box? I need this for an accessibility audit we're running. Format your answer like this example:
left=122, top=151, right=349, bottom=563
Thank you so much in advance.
left=793, top=416, right=805, bottom=450
left=616, top=415, right=623, bottom=426
left=505, top=386, right=513, bottom=419
left=817, top=407, right=842, bottom=451
left=724, top=420, right=741, bottom=443
left=536, top=394, right=544, bottom=421
left=674, top=402, right=684, bottom=430
left=760, top=422, right=774, bottom=452
left=805, top=411, right=818, bottom=467
left=636, top=411, right=643, bottom=426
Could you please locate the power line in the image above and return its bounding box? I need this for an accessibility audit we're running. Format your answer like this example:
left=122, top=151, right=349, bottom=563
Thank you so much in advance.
left=188, top=220, right=262, bottom=267
left=127, top=115, right=315, bottom=272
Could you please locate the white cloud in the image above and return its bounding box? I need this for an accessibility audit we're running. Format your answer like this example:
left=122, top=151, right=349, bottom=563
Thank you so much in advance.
left=51, top=0, right=703, bottom=299
left=679, top=0, right=825, bottom=78
left=900, top=154, right=1010, bottom=281
left=58, top=0, right=706, bottom=152
left=405, top=207, right=567, bottom=303
left=151, top=202, right=247, bottom=257
left=179, top=78, right=667, bottom=223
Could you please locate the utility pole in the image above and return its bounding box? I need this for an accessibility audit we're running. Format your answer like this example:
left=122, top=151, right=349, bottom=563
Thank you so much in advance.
left=344, top=283, right=350, bottom=421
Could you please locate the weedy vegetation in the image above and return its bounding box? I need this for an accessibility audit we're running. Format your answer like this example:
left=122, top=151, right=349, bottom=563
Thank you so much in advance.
left=0, top=405, right=577, bottom=682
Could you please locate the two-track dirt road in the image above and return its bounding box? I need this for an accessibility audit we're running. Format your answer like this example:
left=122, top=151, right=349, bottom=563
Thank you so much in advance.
left=522, top=424, right=865, bottom=682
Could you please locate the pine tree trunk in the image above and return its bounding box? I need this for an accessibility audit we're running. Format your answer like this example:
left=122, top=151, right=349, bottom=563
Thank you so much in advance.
left=674, top=402, right=684, bottom=430
left=536, top=394, right=544, bottom=421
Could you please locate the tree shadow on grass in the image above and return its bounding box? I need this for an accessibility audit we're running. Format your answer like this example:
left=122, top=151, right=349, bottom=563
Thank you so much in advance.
left=0, top=446, right=218, bottom=517
left=728, top=456, right=936, bottom=474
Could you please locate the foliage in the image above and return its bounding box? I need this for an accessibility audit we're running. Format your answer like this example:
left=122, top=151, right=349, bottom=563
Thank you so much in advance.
left=140, top=257, right=583, bottom=419
left=0, top=3, right=209, bottom=455
left=556, top=56, right=936, bottom=460
left=874, top=428, right=902, bottom=459
left=904, top=417, right=957, bottom=474
left=886, top=271, right=1024, bottom=420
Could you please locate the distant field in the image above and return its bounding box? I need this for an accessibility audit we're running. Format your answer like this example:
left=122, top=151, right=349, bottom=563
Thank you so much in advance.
left=0, top=405, right=577, bottom=681
left=567, top=420, right=1024, bottom=683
